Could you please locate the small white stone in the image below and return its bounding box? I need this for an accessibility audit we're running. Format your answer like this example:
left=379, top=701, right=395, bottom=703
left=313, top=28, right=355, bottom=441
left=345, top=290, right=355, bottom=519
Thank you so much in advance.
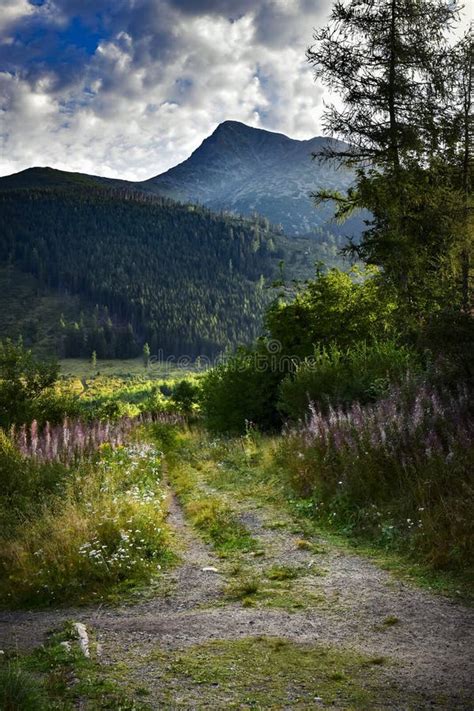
left=202, top=566, right=219, bottom=573
left=73, top=622, right=90, bottom=658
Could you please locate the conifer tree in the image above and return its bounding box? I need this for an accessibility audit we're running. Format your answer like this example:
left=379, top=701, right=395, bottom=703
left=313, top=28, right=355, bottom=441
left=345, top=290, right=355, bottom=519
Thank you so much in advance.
left=307, top=0, right=461, bottom=169
left=307, top=0, right=467, bottom=330
left=143, top=342, right=151, bottom=368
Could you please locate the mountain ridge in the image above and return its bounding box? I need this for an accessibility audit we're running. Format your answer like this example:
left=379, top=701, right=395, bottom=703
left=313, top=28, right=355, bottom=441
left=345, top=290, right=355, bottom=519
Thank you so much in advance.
left=0, top=121, right=359, bottom=357
left=140, top=120, right=359, bottom=236
left=0, top=168, right=324, bottom=358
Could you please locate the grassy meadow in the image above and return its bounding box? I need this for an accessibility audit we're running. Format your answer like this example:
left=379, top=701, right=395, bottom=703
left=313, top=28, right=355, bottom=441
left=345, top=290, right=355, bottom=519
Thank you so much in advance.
left=58, top=357, right=206, bottom=380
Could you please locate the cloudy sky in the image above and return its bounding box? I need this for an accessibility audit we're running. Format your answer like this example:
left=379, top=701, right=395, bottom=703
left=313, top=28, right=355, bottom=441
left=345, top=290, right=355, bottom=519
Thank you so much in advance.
left=1, top=0, right=471, bottom=181
left=0, top=0, right=334, bottom=180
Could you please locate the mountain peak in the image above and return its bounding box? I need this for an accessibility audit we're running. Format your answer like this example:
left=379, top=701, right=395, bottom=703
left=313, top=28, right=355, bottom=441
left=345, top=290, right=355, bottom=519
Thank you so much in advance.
left=213, top=119, right=250, bottom=132
left=211, top=120, right=296, bottom=143
left=142, top=121, right=358, bottom=236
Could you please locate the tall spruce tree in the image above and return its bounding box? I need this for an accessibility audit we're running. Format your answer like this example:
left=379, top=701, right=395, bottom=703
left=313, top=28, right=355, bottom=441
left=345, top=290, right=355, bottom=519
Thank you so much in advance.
left=307, top=0, right=461, bottom=169
left=446, top=28, right=473, bottom=314
left=307, top=0, right=469, bottom=334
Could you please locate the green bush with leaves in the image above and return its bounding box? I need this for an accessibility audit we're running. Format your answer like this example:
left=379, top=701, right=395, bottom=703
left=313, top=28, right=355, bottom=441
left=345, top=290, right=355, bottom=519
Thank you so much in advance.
left=200, top=267, right=403, bottom=433
left=266, top=266, right=396, bottom=358
left=200, top=348, right=282, bottom=434
left=0, top=339, right=58, bottom=428
left=172, top=379, right=200, bottom=415
left=278, top=340, right=418, bottom=420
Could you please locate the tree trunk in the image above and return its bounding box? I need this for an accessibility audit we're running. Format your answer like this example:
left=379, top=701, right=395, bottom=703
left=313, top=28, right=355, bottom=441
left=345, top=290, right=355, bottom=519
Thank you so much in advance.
left=388, top=0, right=400, bottom=171
left=461, top=32, right=472, bottom=313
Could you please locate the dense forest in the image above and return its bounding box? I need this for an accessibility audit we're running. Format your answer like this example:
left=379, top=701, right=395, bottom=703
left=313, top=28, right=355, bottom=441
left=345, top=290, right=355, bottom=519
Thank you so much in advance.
left=0, top=174, right=289, bottom=358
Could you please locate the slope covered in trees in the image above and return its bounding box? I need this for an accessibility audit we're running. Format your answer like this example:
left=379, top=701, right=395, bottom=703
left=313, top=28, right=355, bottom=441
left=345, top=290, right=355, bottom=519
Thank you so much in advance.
left=0, top=169, right=296, bottom=358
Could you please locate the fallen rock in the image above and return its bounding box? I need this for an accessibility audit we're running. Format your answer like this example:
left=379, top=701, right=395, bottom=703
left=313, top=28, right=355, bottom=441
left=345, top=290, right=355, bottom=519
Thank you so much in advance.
left=73, top=622, right=90, bottom=658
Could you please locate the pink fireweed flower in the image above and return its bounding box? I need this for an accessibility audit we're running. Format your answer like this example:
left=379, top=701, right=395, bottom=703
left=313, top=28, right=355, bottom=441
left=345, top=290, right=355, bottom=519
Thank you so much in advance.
left=30, top=420, right=38, bottom=456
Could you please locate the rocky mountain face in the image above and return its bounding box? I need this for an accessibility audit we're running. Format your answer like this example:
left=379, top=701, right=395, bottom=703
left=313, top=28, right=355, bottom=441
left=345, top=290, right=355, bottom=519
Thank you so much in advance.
left=142, top=120, right=361, bottom=237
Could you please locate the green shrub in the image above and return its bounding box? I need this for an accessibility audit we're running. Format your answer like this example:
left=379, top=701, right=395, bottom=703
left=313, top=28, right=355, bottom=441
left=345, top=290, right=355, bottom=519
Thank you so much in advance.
left=200, top=349, right=282, bottom=434
left=278, top=340, right=417, bottom=420
left=0, top=665, right=48, bottom=711
left=199, top=268, right=403, bottom=434
left=0, top=339, right=58, bottom=428
left=172, top=380, right=200, bottom=414
left=265, top=266, right=396, bottom=358
left=31, top=390, right=84, bottom=425
left=138, top=387, right=172, bottom=417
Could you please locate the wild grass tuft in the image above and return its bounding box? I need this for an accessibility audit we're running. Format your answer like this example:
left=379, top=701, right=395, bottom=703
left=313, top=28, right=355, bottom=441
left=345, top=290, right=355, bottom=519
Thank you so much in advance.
left=265, top=564, right=302, bottom=581
left=225, top=576, right=260, bottom=601
left=185, top=497, right=255, bottom=554
left=0, top=664, right=48, bottom=711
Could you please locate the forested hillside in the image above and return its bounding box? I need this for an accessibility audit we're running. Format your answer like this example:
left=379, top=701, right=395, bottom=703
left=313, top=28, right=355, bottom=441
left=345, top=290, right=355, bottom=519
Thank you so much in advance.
left=0, top=266, right=86, bottom=358
left=0, top=170, right=292, bottom=358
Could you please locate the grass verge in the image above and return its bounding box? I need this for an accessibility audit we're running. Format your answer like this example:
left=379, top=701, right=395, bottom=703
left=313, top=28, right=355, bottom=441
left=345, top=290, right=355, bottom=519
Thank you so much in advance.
left=0, top=623, right=151, bottom=710
left=0, top=439, right=175, bottom=608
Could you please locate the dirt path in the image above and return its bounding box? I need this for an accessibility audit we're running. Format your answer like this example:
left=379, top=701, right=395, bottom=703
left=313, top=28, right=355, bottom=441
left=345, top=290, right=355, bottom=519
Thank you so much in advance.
left=1, top=472, right=473, bottom=709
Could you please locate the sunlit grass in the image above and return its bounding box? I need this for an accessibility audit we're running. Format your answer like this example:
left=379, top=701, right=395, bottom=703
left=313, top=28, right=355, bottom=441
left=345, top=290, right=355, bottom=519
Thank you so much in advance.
left=0, top=443, right=174, bottom=608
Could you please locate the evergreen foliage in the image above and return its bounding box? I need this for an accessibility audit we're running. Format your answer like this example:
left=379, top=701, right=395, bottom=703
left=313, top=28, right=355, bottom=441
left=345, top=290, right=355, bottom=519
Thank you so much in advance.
left=0, top=179, right=285, bottom=358
left=308, top=2, right=473, bottom=339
